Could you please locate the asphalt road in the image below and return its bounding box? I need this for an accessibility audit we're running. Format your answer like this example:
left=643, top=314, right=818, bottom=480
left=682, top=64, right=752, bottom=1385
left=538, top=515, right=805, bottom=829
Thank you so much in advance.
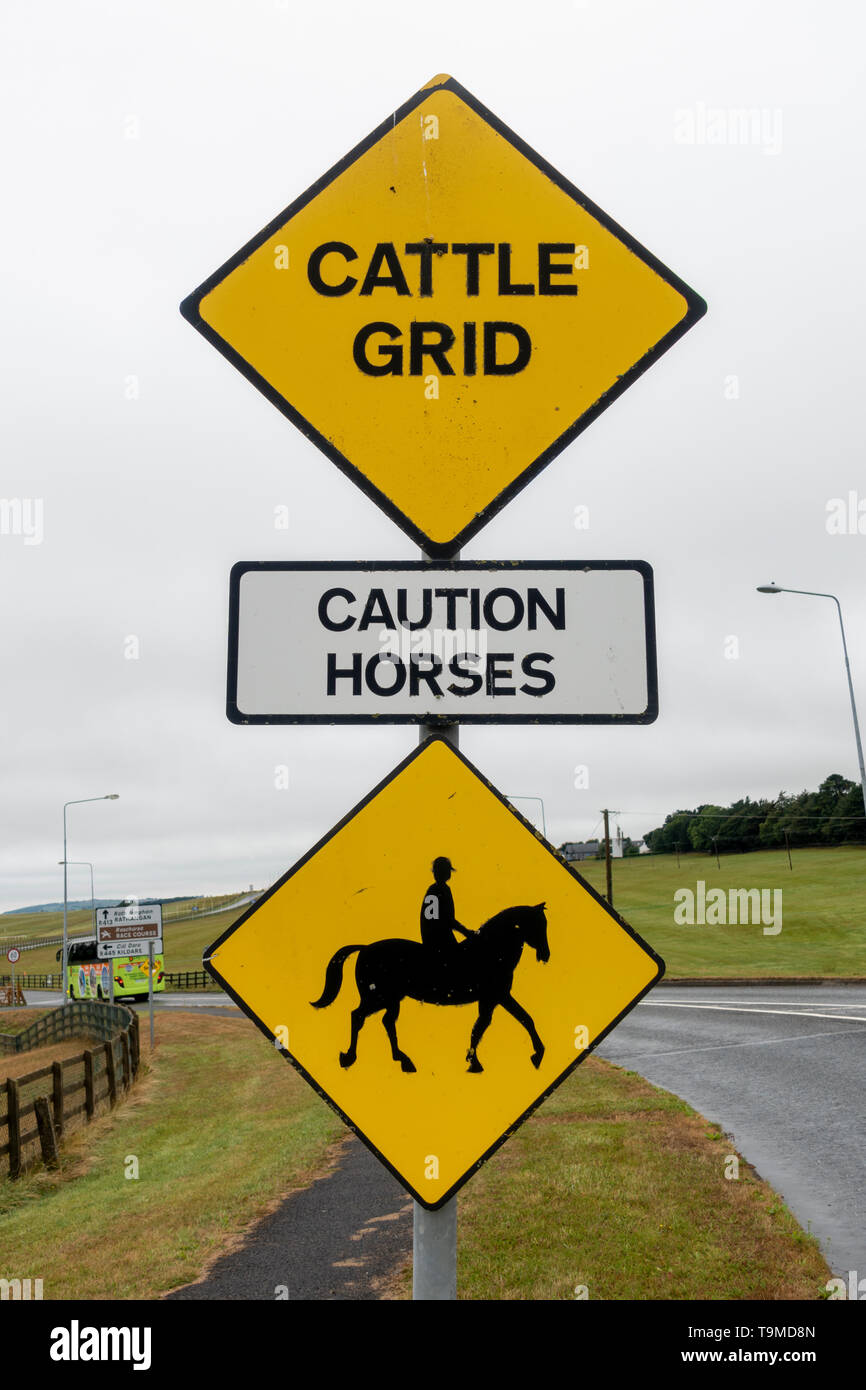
left=597, top=983, right=866, bottom=1279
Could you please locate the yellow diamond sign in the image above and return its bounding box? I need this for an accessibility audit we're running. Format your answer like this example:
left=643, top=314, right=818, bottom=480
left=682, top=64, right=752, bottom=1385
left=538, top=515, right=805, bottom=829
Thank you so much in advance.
left=181, top=75, right=705, bottom=555
left=204, top=738, right=663, bottom=1208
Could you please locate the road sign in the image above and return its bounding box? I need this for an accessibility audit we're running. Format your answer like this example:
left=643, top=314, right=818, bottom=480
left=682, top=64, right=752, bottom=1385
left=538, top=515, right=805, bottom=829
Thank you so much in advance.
left=95, top=905, right=162, bottom=960
left=181, top=74, right=706, bottom=555
left=95, top=905, right=162, bottom=937
left=228, top=560, right=657, bottom=725
left=204, top=736, right=663, bottom=1209
left=97, top=938, right=163, bottom=960
left=6, top=949, right=20, bottom=964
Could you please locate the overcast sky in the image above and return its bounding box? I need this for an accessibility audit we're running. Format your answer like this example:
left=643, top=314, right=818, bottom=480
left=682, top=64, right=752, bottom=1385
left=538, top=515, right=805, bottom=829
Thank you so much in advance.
left=2, top=0, right=864, bottom=912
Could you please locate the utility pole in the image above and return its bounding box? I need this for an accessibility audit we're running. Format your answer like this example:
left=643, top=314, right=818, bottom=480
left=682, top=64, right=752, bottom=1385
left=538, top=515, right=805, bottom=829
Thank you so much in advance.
left=602, top=809, right=613, bottom=907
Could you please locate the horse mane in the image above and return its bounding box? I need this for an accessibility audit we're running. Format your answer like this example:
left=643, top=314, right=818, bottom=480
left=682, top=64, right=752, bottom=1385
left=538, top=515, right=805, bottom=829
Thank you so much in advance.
left=477, top=904, right=536, bottom=936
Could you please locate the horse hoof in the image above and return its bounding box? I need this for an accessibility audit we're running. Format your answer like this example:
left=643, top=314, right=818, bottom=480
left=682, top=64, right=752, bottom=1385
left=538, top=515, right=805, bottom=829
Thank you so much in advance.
left=467, top=1058, right=483, bottom=1074
left=400, top=1057, right=416, bottom=1073
left=531, top=1049, right=544, bottom=1069
left=339, top=1052, right=354, bottom=1069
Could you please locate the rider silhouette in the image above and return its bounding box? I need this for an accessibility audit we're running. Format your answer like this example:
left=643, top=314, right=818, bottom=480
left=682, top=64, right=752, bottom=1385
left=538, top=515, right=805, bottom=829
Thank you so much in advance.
left=420, top=857, right=474, bottom=968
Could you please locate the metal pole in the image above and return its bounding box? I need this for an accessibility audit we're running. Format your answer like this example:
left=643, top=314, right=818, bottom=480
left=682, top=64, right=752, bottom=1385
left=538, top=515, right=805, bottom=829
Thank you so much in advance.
left=62, top=807, right=69, bottom=1007
left=413, top=548, right=459, bottom=1301
left=148, top=941, right=155, bottom=1049
left=507, top=796, right=547, bottom=840
left=602, top=809, right=613, bottom=906
left=758, top=587, right=866, bottom=831
left=413, top=1199, right=458, bottom=1300
left=831, top=595, right=866, bottom=827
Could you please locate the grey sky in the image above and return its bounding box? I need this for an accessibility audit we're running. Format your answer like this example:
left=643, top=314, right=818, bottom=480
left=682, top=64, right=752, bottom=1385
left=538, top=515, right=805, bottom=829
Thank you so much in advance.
left=2, top=0, right=864, bottom=911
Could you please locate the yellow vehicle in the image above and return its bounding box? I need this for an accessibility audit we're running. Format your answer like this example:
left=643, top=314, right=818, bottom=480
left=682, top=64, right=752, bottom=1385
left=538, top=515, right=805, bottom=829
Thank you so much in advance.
left=57, top=939, right=165, bottom=1002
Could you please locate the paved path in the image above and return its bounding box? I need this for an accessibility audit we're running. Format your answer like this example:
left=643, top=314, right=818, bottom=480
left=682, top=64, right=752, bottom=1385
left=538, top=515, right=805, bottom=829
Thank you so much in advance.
left=165, top=1134, right=412, bottom=1301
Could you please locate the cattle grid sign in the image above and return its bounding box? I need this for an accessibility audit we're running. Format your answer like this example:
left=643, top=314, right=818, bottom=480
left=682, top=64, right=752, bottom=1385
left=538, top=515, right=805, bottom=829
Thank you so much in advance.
left=228, top=561, right=657, bottom=725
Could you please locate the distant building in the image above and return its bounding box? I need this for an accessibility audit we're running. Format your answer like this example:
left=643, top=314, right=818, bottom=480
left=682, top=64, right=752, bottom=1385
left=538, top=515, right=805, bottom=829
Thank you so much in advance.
left=559, top=841, right=599, bottom=862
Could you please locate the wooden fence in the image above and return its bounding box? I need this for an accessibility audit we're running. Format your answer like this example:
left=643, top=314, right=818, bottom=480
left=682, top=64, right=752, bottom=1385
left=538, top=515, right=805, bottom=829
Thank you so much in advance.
left=1, top=971, right=220, bottom=992
left=163, top=970, right=220, bottom=990
left=0, top=1002, right=140, bottom=1178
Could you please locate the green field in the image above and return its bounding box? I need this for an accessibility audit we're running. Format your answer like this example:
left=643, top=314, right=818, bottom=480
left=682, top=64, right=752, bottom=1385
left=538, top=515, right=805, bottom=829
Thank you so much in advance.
left=576, top=845, right=866, bottom=977
left=4, top=848, right=865, bottom=982
left=0, top=897, right=247, bottom=981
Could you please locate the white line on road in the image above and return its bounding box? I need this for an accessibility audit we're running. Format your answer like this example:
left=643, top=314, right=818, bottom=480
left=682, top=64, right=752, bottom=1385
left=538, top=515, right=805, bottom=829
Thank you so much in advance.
left=639, top=1001, right=866, bottom=1024
left=653, top=997, right=866, bottom=1009
left=605, top=1024, right=866, bottom=1061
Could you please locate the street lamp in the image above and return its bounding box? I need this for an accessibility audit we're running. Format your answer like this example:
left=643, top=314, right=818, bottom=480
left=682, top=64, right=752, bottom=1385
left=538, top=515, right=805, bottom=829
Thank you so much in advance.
left=62, top=796, right=119, bottom=1005
left=756, top=584, right=866, bottom=828
left=506, top=795, right=548, bottom=839
left=58, top=860, right=95, bottom=933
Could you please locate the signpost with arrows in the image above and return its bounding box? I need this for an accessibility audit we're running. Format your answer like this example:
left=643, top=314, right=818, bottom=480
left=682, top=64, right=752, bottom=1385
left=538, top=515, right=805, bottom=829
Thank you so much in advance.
left=183, top=72, right=704, bottom=1299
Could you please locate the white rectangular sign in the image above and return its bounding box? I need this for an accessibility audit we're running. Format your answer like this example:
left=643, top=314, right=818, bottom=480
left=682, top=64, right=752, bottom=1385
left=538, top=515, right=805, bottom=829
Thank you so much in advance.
left=97, top=938, right=163, bottom=959
left=228, top=562, right=657, bottom=725
left=96, top=905, right=162, bottom=941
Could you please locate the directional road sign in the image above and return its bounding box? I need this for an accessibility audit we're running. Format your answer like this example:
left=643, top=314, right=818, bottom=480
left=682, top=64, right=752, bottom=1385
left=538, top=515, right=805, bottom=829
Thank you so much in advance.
left=228, top=560, right=657, bottom=725
left=181, top=74, right=705, bottom=555
left=95, top=905, right=162, bottom=959
left=204, top=737, right=663, bottom=1209
left=97, top=938, right=163, bottom=960
left=96, top=905, right=162, bottom=937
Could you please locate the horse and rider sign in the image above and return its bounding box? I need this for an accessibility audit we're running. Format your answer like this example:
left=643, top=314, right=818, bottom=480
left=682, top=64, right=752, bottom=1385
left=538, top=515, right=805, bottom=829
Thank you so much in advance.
left=204, top=738, right=662, bottom=1209
left=186, top=77, right=702, bottom=1221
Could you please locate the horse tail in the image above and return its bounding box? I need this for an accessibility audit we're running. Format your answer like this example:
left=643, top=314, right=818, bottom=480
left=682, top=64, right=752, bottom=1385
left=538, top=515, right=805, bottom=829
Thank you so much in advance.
left=310, top=945, right=363, bottom=1009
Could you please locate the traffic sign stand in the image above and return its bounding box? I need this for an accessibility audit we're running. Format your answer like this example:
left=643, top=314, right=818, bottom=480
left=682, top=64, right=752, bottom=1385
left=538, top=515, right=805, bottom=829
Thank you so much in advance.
left=7, top=948, right=21, bottom=1006
left=186, top=72, right=701, bottom=1303
left=148, top=942, right=155, bottom=1051
left=415, top=613, right=459, bottom=1301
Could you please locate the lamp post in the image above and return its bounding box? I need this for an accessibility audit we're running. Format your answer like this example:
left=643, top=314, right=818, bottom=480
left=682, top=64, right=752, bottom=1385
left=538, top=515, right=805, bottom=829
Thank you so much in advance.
left=506, top=795, right=548, bottom=840
left=62, top=797, right=119, bottom=1005
left=756, top=585, right=866, bottom=829
left=59, top=860, right=95, bottom=931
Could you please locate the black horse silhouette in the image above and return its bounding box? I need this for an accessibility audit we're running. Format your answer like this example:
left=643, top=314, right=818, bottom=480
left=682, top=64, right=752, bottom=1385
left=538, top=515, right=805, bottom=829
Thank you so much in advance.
left=310, top=903, right=549, bottom=1074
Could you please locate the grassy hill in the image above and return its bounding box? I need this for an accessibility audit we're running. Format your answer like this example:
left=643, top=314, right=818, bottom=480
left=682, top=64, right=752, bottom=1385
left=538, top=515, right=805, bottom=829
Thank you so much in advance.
left=5, top=848, right=865, bottom=982
left=576, top=845, right=866, bottom=977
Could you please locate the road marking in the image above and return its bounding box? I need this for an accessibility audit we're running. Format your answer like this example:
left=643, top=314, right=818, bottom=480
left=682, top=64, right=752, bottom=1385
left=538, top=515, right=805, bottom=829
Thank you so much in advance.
left=604, top=1024, right=866, bottom=1061
left=639, top=1001, right=866, bottom=1024
left=652, top=996, right=866, bottom=1008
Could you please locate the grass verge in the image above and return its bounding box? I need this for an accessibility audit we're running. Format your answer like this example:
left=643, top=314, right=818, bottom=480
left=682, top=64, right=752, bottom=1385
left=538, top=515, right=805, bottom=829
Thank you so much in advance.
left=0, top=1011, right=343, bottom=1299
left=1, top=1013, right=830, bottom=1301
left=451, top=1057, right=831, bottom=1299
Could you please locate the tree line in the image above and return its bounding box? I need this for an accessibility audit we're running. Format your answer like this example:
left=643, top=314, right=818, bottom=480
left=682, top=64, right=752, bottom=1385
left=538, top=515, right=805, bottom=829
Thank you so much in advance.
left=643, top=774, right=865, bottom=855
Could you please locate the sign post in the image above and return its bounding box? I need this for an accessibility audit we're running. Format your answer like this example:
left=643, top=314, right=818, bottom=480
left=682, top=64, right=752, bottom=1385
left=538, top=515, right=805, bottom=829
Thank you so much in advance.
left=96, top=906, right=162, bottom=1035
left=7, top=948, right=20, bottom=1006
left=184, top=73, right=704, bottom=1302
left=414, top=566, right=459, bottom=1301
left=148, top=942, right=155, bottom=1050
